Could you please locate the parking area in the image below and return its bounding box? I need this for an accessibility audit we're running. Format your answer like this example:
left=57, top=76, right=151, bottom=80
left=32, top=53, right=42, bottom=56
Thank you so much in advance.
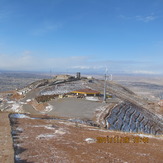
left=48, top=97, right=103, bottom=119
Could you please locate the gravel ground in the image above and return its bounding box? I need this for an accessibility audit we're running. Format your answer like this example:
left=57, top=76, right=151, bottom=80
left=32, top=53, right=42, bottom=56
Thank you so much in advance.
left=48, top=98, right=103, bottom=119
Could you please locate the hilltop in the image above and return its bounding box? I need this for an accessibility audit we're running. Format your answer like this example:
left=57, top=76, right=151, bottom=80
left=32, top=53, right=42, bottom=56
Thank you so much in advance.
left=0, top=74, right=163, bottom=135
left=1, top=73, right=163, bottom=162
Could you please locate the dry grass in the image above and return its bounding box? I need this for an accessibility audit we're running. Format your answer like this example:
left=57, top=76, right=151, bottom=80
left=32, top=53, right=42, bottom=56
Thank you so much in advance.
left=10, top=114, right=163, bottom=163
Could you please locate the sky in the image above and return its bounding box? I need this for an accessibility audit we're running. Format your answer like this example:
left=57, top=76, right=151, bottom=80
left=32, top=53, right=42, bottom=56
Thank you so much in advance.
left=0, top=0, right=163, bottom=74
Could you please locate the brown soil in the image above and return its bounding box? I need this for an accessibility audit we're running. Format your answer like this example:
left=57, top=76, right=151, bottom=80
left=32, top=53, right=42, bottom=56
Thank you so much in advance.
left=11, top=115, right=163, bottom=163
left=0, top=112, right=14, bottom=163
left=10, top=93, right=25, bottom=100
left=29, top=99, right=48, bottom=112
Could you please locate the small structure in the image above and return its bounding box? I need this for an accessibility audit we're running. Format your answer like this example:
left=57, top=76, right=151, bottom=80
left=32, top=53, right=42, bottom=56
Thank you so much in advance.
left=71, top=88, right=100, bottom=97
left=87, top=76, right=93, bottom=80
left=59, top=94, right=64, bottom=99
left=76, top=72, right=81, bottom=79
left=17, top=88, right=30, bottom=95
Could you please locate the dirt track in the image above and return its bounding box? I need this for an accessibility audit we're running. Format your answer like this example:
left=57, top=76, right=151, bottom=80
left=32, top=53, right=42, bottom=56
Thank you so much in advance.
left=0, top=112, right=14, bottom=163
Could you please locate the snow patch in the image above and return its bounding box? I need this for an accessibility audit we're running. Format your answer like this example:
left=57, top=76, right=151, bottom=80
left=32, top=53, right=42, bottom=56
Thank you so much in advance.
left=41, top=83, right=85, bottom=95
left=45, top=126, right=56, bottom=130
left=10, top=114, right=30, bottom=119
left=15, top=155, right=21, bottom=162
left=136, top=152, right=150, bottom=156
left=134, top=133, right=163, bottom=139
left=36, top=128, right=66, bottom=139
left=7, top=101, right=14, bottom=104
left=55, top=129, right=66, bottom=135
left=6, top=100, right=25, bottom=113
left=84, top=138, right=96, bottom=143
left=16, top=127, right=23, bottom=131
left=32, top=125, right=56, bottom=130
left=20, top=102, right=27, bottom=105
left=40, top=104, right=54, bottom=113
left=95, top=105, right=108, bottom=124
left=36, top=134, right=55, bottom=139
left=10, top=103, right=21, bottom=112
left=26, top=99, right=32, bottom=102
left=45, top=105, right=53, bottom=112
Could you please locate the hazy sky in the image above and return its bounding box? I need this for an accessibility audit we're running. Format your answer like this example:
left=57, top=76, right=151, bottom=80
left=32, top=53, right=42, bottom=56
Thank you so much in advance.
left=0, top=0, right=163, bottom=74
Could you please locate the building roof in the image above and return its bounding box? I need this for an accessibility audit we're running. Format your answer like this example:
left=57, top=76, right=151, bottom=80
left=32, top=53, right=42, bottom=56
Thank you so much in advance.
left=72, top=88, right=100, bottom=94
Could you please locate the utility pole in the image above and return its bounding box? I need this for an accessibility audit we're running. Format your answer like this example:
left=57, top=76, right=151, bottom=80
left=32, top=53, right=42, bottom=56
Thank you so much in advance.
left=103, top=73, right=107, bottom=102
left=103, top=67, right=112, bottom=103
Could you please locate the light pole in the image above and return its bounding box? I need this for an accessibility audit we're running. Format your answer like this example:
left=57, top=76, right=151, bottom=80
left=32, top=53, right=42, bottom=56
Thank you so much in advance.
left=103, top=73, right=107, bottom=103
